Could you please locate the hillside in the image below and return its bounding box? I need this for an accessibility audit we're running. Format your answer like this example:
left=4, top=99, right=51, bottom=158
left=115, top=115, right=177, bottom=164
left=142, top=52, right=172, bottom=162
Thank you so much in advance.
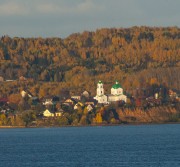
left=0, top=26, right=180, bottom=97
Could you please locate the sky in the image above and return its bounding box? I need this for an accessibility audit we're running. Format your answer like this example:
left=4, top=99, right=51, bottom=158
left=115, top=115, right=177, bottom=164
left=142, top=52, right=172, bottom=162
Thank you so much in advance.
left=0, top=0, right=180, bottom=38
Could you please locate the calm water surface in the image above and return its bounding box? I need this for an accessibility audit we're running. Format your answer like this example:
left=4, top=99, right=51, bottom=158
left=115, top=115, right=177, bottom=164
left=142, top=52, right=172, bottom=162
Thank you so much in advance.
left=0, top=124, right=180, bottom=167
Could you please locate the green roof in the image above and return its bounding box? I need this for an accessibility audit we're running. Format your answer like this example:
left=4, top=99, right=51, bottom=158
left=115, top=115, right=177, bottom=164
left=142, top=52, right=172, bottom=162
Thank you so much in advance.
left=112, top=81, right=122, bottom=89
left=98, top=80, right=103, bottom=84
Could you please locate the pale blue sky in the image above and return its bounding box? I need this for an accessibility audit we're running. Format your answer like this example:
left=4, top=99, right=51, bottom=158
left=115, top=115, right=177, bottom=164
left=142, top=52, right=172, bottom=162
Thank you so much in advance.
left=0, top=0, right=179, bottom=38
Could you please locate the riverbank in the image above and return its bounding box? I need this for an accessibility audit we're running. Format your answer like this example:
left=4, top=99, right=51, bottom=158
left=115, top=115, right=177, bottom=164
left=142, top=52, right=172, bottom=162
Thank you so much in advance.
left=1, top=121, right=180, bottom=129
left=0, top=126, right=25, bottom=128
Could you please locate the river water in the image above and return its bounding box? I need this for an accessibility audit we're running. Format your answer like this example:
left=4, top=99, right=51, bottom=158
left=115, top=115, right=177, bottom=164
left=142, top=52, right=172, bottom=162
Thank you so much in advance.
left=0, top=124, right=180, bottom=167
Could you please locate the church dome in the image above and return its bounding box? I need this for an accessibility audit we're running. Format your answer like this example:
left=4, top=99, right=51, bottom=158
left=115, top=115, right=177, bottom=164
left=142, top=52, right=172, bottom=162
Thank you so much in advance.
left=112, top=81, right=122, bottom=89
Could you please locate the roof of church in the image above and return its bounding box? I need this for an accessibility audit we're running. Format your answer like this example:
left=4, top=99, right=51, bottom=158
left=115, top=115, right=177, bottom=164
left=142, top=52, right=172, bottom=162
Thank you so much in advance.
left=112, top=81, right=122, bottom=89
left=98, top=80, right=103, bottom=84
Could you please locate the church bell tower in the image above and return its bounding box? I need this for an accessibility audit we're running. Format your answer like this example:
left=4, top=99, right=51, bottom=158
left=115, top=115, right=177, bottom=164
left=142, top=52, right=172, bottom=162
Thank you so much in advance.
left=97, top=81, right=104, bottom=96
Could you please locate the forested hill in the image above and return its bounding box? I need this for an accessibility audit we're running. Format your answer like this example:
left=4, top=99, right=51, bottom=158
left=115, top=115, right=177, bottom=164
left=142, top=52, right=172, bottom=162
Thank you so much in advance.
left=0, top=27, right=180, bottom=95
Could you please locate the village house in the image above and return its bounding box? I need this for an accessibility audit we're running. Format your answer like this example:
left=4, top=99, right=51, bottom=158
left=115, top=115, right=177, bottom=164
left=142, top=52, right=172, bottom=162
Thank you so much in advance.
left=0, top=104, right=14, bottom=114
left=43, top=97, right=53, bottom=106
left=169, top=89, right=178, bottom=99
left=74, top=102, right=84, bottom=110
left=85, top=98, right=98, bottom=106
left=43, top=109, right=54, bottom=117
left=43, top=108, right=63, bottom=117
left=86, top=104, right=94, bottom=112
left=55, top=111, right=63, bottom=117
left=146, top=96, right=161, bottom=107
left=21, top=90, right=33, bottom=98
left=71, top=95, right=81, bottom=101
left=71, top=91, right=90, bottom=101
left=63, top=98, right=77, bottom=106
left=43, top=96, right=59, bottom=106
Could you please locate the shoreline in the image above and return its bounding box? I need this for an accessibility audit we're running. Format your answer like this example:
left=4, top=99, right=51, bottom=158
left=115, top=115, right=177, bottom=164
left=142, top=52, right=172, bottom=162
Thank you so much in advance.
left=0, top=126, right=25, bottom=129
left=0, top=121, right=180, bottom=129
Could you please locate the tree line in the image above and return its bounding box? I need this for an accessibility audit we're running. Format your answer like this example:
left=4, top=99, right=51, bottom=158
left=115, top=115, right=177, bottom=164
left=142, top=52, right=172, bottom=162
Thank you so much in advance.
left=0, top=26, right=180, bottom=97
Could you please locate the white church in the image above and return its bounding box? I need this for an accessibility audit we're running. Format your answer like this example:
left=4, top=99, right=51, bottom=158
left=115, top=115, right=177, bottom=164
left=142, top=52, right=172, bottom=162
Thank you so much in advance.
left=94, top=80, right=127, bottom=104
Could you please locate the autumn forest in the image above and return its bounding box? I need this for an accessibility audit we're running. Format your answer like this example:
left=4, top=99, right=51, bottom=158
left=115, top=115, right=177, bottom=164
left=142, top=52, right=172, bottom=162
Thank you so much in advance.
left=0, top=27, right=180, bottom=96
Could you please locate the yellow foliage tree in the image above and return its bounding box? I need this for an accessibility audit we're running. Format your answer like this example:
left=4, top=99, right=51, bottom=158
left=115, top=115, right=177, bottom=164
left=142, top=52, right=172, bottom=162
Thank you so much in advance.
left=94, top=112, right=102, bottom=124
